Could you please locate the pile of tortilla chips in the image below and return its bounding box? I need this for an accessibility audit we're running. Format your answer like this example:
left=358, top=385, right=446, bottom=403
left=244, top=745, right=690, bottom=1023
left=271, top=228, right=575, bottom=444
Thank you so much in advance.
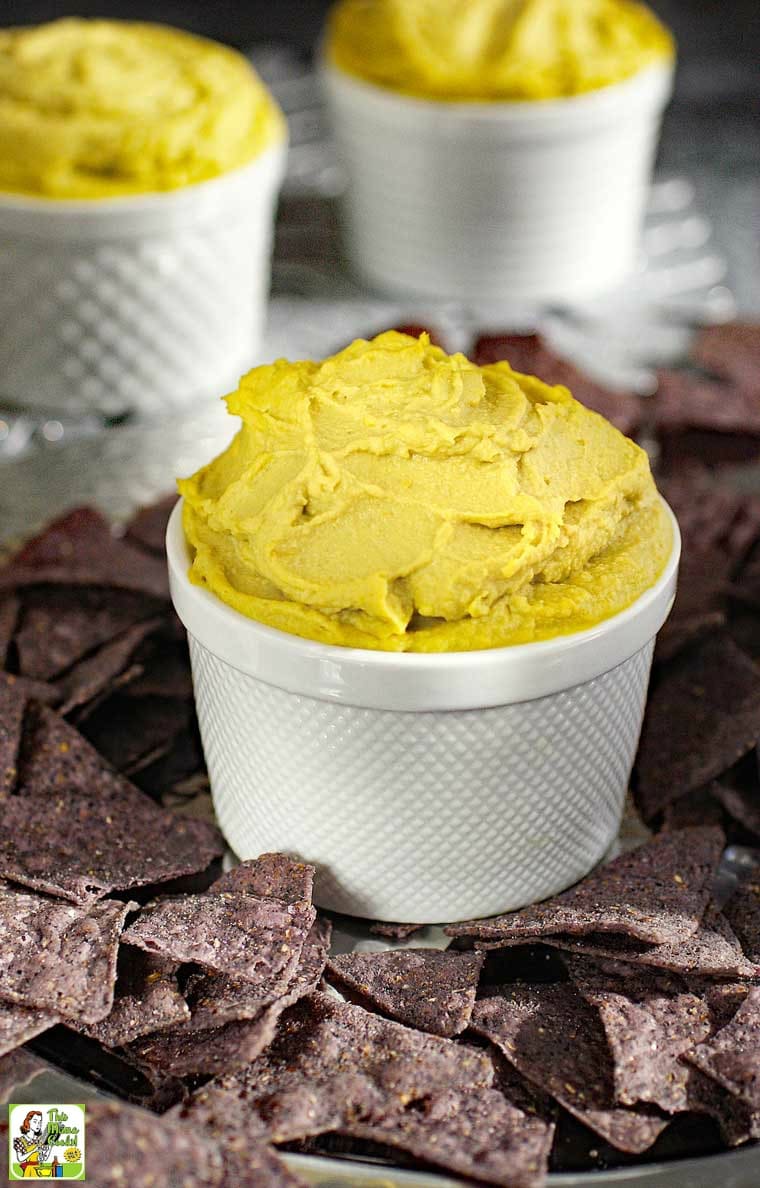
left=1, top=323, right=760, bottom=1187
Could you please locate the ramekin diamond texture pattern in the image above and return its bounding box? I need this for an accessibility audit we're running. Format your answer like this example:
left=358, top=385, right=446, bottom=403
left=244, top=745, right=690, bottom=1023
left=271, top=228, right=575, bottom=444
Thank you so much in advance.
left=0, top=218, right=270, bottom=417
left=0, top=146, right=285, bottom=418
left=189, top=636, right=654, bottom=922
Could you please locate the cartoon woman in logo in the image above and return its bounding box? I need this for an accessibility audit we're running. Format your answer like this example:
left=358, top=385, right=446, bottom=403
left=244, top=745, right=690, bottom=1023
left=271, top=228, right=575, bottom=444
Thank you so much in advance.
left=13, top=1111, right=51, bottom=1177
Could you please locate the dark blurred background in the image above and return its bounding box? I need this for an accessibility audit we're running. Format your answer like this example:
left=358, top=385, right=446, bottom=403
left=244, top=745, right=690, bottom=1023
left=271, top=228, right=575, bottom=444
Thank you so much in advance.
left=0, top=2, right=756, bottom=91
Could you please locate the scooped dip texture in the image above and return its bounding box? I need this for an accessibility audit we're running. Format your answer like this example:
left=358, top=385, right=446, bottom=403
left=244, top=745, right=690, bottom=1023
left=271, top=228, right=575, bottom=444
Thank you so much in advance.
left=0, top=18, right=285, bottom=198
left=327, top=0, right=674, bottom=101
left=180, top=332, right=671, bottom=652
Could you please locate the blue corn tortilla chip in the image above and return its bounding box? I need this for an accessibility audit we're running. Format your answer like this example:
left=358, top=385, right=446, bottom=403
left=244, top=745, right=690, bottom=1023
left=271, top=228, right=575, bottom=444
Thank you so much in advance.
left=17, top=702, right=122, bottom=795
left=636, top=634, right=760, bottom=822
left=125, top=1004, right=287, bottom=1083
left=660, top=465, right=758, bottom=563
left=56, top=618, right=162, bottom=717
left=81, top=692, right=193, bottom=776
left=471, top=984, right=669, bottom=1153
left=76, top=947, right=189, bottom=1049
left=347, top=1086, right=554, bottom=1188
left=15, top=586, right=163, bottom=682
left=177, top=992, right=494, bottom=1146
left=212, top=853, right=314, bottom=905
left=120, top=636, right=193, bottom=700
left=0, top=506, right=169, bottom=600
left=446, top=827, right=724, bottom=948
left=126, top=919, right=332, bottom=1080
left=0, top=1000, right=58, bottom=1058
left=92, top=1098, right=303, bottom=1188
left=538, top=902, right=758, bottom=979
left=655, top=469, right=760, bottom=660
left=185, top=916, right=331, bottom=1032
left=655, top=369, right=760, bottom=437
left=661, top=786, right=725, bottom=832
left=566, top=957, right=712, bottom=1113
left=1, top=673, right=58, bottom=797
left=712, top=782, right=760, bottom=840
left=85, top=1099, right=224, bottom=1187
left=122, top=877, right=316, bottom=985
left=327, top=948, right=484, bottom=1037
left=685, top=985, right=760, bottom=1112
left=655, top=609, right=726, bottom=666
left=2, top=721, right=223, bottom=905
left=723, top=876, right=760, bottom=966
left=0, top=883, right=131, bottom=1023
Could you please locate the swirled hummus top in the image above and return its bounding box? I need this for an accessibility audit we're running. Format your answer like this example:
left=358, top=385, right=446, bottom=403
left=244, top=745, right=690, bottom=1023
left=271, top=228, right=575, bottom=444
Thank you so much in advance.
left=0, top=19, right=285, bottom=198
left=179, top=332, right=671, bottom=652
left=326, top=0, right=674, bottom=101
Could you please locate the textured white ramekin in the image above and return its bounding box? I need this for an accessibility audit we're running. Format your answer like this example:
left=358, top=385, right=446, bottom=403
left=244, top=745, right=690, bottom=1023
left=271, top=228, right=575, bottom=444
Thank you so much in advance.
left=0, top=143, right=286, bottom=418
left=322, top=62, right=673, bottom=303
left=168, top=500, right=679, bottom=922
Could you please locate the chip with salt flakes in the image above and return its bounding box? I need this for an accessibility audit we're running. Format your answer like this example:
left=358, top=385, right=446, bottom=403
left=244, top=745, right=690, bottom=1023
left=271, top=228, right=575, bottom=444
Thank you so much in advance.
left=566, top=957, right=710, bottom=1114
left=0, top=999, right=58, bottom=1058
left=127, top=919, right=332, bottom=1080
left=212, top=853, right=314, bottom=906
left=327, top=948, right=483, bottom=1037
left=85, top=1099, right=223, bottom=1187
left=471, top=984, right=669, bottom=1153
left=77, top=947, right=189, bottom=1049
left=685, top=986, right=760, bottom=1112
left=348, top=1085, right=554, bottom=1188
left=180, top=992, right=494, bottom=1146
left=186, top=917, right=331, bottom=1033
left=0, top=773, right=223, bottom=906
left=0, top=882, right=131, bottom=1024
left=123, top=890, right=315, bottom=986
left=538, top=902, right=758, bottom=980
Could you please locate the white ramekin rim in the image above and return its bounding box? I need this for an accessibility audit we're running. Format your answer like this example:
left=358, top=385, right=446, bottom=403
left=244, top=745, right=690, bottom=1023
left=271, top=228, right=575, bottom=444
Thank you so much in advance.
left=168, top=498, right=680, bottom=712
left=0, top=139, right=288, bottom=237
left=321, top=57, right=675, bottom=130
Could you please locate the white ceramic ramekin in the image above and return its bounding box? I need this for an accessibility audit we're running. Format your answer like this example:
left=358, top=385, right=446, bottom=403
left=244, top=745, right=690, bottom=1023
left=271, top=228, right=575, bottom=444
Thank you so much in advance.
left=0, top=144, right=286, bottom=419
left=168, top=500, right=680, bottom=923
left=322, top=62, right=673, bottom=303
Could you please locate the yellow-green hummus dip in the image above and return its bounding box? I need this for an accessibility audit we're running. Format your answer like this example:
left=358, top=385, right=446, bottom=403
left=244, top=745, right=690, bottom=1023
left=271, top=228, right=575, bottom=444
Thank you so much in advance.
left=180, top=332, right=672, bottom=652
left=0, top=18, right=285, bottom=198
left=327, top=0, right=674, bottom=101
